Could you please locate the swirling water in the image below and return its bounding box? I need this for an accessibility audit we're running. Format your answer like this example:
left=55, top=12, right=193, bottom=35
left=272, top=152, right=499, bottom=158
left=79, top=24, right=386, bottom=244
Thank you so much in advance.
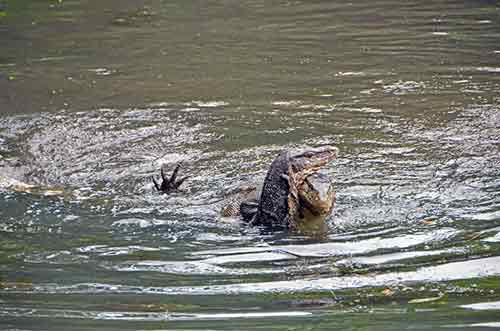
left=1, top=0, right=500, bottom=330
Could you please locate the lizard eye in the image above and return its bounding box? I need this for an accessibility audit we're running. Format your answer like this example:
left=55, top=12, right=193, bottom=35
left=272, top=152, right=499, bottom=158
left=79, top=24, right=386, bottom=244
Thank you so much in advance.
left=294, top=151, right=314, bottom=159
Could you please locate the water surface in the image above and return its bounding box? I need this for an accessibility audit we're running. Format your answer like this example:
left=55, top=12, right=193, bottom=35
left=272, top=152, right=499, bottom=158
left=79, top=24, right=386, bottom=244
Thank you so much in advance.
left=1, top=0, right=500, bottom=330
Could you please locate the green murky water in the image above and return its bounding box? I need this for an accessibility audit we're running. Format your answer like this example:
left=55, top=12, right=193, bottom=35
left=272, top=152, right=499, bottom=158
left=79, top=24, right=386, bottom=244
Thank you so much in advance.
left=1, top=0, right=500, bottom=330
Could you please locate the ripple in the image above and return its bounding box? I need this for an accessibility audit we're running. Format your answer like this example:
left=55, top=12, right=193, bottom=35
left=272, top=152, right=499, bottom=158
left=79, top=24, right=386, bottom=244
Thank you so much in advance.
left=383, top=80, right=426, bottom=95
left=461, top=210, right=500, bottom=222
left=184, top=311, right=312, bottom=320
left=446, top=322, right=500, bottom=329
left=460, top=301, right=500, bottom=311
left=476, top=67, right=500, bottom=73
left=24, top=250, right=89, bottom=264
left=483, top=233, right=500, bottom=243
left=0, top=108, right=216, bottom=195
left=188, top=101, right=229, bottom=108
left=0, top=307, right=312, bottom=321
left=111, top=218, right=172, bottom=228
left=5, top=256, right=497, bottom=296
left=431, top=32, right=449, bottom=36
left=194, top=228, right=461, bottom=259
left=335, top=71, right=366, bottom=77
left=87, top=68, right=115, bottom=76
left=336, top=247, right=468, bottom=267
left=111, top=259, right=280, bottom=275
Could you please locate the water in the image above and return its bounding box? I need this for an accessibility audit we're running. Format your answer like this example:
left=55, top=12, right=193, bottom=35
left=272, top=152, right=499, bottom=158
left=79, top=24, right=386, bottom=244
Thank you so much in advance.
left=1, top=0, right=500, bottom=330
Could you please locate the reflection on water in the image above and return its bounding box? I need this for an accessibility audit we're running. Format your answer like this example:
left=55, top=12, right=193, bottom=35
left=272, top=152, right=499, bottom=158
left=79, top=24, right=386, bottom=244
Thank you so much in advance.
left=1, top=0, right=500, bottom=330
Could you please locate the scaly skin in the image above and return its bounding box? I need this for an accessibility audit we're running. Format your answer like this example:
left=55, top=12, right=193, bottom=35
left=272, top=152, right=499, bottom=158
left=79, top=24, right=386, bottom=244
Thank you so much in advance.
left=153, top=147, right=338, bottom=233
left=220, top=186, right=258, bottom=217
left=293, top=172, right=335, bottom=234
left=221, top=172, right=334, bottom=223
left=241, top=146, right=337, bottom=230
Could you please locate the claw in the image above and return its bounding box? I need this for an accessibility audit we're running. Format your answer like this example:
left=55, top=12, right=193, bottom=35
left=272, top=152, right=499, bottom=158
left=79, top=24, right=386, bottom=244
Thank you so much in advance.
left=152, top=176, right=160, bottom=191
left=152, top=163, right=188, bottom=194
left=169, top=163, right=181, bottom=184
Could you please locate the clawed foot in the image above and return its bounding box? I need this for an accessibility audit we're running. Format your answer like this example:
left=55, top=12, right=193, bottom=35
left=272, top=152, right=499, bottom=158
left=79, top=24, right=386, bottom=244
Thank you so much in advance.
left=152, top=163, right=189, bottom=194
